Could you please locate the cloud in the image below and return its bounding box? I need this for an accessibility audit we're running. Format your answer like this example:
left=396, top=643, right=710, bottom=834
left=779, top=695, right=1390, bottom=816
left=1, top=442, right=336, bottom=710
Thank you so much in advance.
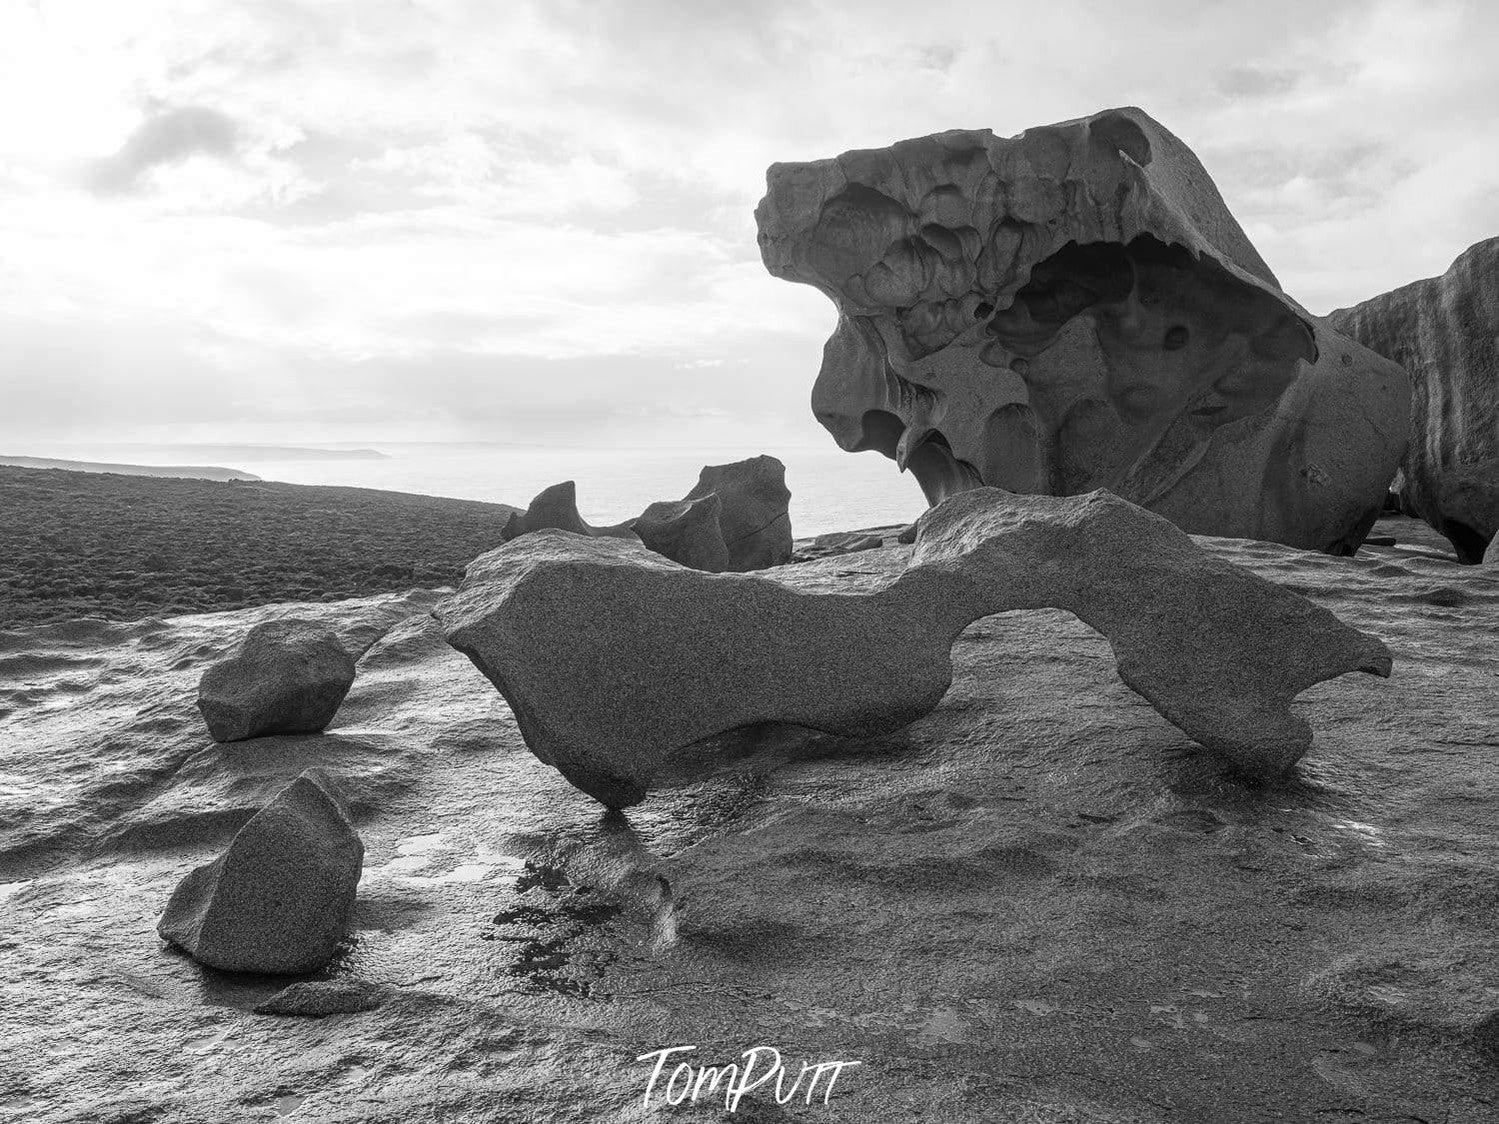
left=0, top=0, right=1496, bottom=444
left=84, top=105, right=241, bottom=194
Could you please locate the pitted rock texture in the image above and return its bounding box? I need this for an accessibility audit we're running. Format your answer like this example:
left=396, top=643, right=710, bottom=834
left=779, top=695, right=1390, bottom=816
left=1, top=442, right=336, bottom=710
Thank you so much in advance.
left=1328, top=237, right=1499, bottom=563
left=503, top=456, right=793, bottom=573
left=436, top=488, right=1391, bottom=808
left=755, top=106, right=1409, bottom=555
left=197, top=618, right=356, bottom=742
left=157, top=771, right=364, bottom=974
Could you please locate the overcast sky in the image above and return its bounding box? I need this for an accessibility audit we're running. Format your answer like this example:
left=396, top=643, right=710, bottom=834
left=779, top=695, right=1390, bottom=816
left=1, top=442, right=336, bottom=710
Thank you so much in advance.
left=2, top=0, right=1496, bottom=449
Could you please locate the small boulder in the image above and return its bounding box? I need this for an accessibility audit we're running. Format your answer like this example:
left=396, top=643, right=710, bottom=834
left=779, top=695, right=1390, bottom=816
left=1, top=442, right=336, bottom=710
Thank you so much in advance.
left=197, top=619, right=355, bottom=743
left=254, top=979, right=388, bottom=1017
left=1485, top=533, right=1498, bottom=565
left=157, top=771, right=364, bottom=974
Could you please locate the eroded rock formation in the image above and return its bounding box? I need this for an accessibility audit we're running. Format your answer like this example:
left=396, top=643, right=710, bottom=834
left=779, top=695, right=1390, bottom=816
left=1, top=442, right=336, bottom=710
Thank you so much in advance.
left=678, top=454, right=793, bottom=571
left=498, top=481, right=640, bottom=544
left=755, top=107, right=1409, bottom=554
left=157, top=771, right=364, bottom=973
left=501, top=456, right=793, bottom=572
left=1327, top=237, right=1499, bottom=562
left=197, top=618, right=355, bottom=742
left=436, top=488, right=1391, bottom=808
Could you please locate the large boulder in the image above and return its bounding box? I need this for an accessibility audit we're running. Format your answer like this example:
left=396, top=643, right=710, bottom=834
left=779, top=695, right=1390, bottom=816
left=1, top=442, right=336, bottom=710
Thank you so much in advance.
left=755, top=106, right=1409, bottom=555
left=1327, top=237, right=1499, bottom=562
left=436, top=488, right=1391, bottom=808
left=197, top=619, right=355, bottom=742
left=678, top=455, right=793, bottom=571
left=157, top=771, right=364, bottom=974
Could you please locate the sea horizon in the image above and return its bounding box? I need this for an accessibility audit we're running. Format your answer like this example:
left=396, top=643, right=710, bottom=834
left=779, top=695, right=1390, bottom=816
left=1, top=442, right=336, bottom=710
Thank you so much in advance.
left=0, top=439, right=930, bottom=539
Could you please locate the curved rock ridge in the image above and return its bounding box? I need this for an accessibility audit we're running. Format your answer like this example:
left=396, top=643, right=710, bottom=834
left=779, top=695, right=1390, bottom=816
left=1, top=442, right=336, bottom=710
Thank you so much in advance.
left=435, top=488, right=1392, bottom=808
left=500, top=456, right=793, bottom=572
left=1327, top=236, right=1499, bottom=563
left=755, top=106, right=1409, bottom=555
left=156, top=770, right=364, bottom=974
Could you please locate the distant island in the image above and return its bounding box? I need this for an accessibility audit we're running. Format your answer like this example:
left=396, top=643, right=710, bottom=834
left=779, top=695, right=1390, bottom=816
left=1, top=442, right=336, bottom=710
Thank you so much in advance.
left=166, top=444, right=391, bottom=462
left=0, top=456, right=261, bottom=482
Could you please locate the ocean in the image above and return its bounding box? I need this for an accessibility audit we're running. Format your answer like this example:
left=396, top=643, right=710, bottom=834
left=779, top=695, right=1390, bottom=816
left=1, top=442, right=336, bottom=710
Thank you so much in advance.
left=8, top=442, right=930, bottom=539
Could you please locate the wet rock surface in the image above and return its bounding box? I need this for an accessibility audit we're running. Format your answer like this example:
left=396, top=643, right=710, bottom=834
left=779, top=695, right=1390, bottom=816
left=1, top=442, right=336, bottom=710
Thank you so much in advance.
left=1, top=525, right=1497, bottom=1120
left=437, top=489, right=1390, bottom=806
left=197, top=618, right=356, bottom=742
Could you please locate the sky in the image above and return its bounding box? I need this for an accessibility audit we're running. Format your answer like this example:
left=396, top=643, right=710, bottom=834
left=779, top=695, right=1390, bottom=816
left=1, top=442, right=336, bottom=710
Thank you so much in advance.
left=1, top=0, right=1496, bottom=450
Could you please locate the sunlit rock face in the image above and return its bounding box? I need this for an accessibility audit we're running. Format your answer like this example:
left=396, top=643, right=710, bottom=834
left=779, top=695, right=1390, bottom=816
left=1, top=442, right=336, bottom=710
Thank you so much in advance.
left=1328, top=237, right=1499, bottom=563
left=756, top=106, right=1410, bottom=554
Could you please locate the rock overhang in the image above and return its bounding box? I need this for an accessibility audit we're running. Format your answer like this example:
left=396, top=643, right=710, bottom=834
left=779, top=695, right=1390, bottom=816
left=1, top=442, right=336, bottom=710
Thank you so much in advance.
left=755, top=106, right=1409, bottom=554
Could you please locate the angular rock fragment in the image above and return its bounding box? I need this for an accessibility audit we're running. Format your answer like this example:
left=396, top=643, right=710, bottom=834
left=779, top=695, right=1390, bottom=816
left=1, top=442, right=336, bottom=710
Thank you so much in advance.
left=755, top=106, right=1409, bottom=554
left=254, top=979, right=388, bottom=1017
left=793, top=529, right=889, bottom=561
left=633, top=493, right=730, bottom=573
left=1328, top=237, right=1499, bottom=562
left=436, top=488, right=1391, bottom=807
left=157, top=771, right=364, bottom=974
left=197, top=619, right=355, bottom=743
left=498, top=481, right=639, bottom=544
left=679, top=455, right=793, bottom=571
left=500, top=456, right=793, bottom=572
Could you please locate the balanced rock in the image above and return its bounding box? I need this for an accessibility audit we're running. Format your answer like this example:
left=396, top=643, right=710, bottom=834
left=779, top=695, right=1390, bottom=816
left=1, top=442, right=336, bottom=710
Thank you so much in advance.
left=755, top=106, right=1409, bottom=555
left=157, top=771, right=363, bottom=974
left=436, top=488, right=1391, bottom=808
left=498, top=481, right=639, bottom=544
left=1327, top=237, right=1499, bottom=562
left=197, top=619, right=355, bottom=742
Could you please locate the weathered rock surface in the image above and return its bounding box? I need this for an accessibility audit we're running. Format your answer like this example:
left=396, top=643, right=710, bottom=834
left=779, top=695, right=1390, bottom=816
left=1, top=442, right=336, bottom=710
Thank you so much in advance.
left=1327, top=237, right=1499, bottom=562
left=197, top=618, right=356, bottom=742
left=631, top=494, right=729, bottom=572
left=4, top=533, right=1497, bottom=1121
left=678, top=454, right=793, bottom=570
left=1486, top=533, right=1498, bottom=565
left=157, top=770, right=364, bottom=974
left=437, top=488, right=1391, bottom=807
left=498, top=480, right=640, bottom=544
left=756, top=106, right=1410, bottom=554
left=502, top=456, right=793, bottom=573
